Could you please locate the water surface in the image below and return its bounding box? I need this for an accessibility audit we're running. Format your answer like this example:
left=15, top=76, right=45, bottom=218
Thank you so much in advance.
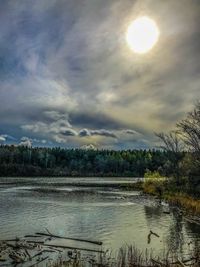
left=0, top=177, right=199, bottom=256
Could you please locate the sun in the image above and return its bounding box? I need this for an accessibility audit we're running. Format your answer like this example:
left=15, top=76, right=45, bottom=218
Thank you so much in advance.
left=126, top=16, right=160, bottom=54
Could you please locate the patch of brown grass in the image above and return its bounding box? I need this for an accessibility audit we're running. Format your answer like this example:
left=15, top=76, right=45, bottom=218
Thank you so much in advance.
left=166, top=193, right=200, bottom=215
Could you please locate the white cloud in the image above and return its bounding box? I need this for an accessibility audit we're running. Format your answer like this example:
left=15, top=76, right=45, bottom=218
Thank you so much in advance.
left=19, top=137, right=32, bottom=147
left=0, top=136, right=6, bottom=142
left=80, top=144, right=97, bottom=150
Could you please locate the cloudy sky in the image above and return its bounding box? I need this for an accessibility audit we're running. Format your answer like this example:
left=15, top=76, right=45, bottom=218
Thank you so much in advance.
left=0, top=0, right=200, bottom=149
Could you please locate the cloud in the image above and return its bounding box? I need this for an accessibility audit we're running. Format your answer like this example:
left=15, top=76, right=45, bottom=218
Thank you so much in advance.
left=125, top=129, right=141, bottom=135
left=0, top=0, right=200, bottom=149
left=21, top=119, right=72, bottom=135
left=0, top=134, right=16, bottom=143
left=19, top=137, right=32, bottom=147
left=60, top=129, right=78, bottom=136
left=19, top=136, right=47, bottom=146
left=43, top=111, right=71, bottom=123
left=32, top=138, right=47, bottom=144
left=70, top=111, right=126, bottom=130
left=79, top=128, right=117, bottom=138
left=90, top=129, right=117, bottom=138
left=80, top=144, right=97, bottom=150
left=0, top=136, right=6, bottom=142
left=79, top=129, right=91, bottom=137
left=21, top=120, right=75, bottom=143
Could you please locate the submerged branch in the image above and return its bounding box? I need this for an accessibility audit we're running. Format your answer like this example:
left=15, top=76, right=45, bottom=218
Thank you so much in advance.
left=36, top=231, right=103, bottom=246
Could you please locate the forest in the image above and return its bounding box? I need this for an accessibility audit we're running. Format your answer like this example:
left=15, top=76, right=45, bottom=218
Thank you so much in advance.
left=0, top=145, right=180, bottom=178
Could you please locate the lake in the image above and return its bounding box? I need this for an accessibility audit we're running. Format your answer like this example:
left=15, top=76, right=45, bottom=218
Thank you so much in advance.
left=0, top=177, right=199, bottom=257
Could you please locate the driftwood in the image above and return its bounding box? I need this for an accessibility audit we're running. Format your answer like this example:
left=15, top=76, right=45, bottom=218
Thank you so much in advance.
left=26, top=240, right=44, bottom=244
left=0, top=230, right=105, bottom=267
left=2, top=230, right=198, bottom=267
left=147, top=230, right=160, bottom=244
left=24, top=235, right=42, bottom=238
left=43, top=243, right=104, bottom=253
left=36, top=231, right=103, bottom=245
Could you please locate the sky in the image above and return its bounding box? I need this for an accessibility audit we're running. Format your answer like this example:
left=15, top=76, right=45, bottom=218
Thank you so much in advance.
left=0, top=0, right=200, bottom=150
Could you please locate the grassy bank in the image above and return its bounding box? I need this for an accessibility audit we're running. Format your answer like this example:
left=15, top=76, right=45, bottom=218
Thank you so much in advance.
left=165, top=193, right=200, bottom=215
left=142, top=172, right=200, bottom=216
left=52, top=245, right=200, bottom=267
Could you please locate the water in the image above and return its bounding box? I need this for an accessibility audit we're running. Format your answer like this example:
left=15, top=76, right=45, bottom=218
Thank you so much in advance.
left=0, top=177, right=199, bottom=256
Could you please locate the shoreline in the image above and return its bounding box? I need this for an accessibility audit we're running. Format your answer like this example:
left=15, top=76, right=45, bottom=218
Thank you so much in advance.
left=141, top=179, right=200, bottom=217
left=1, top=176, right=199, bottom=216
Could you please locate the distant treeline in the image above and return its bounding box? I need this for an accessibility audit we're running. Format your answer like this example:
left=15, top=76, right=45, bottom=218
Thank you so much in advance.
left=0, top=145, right=183, bottom=177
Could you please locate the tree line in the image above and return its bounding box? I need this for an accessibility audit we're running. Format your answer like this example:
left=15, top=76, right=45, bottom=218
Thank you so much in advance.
left=0, top=145, right=182, bottom=178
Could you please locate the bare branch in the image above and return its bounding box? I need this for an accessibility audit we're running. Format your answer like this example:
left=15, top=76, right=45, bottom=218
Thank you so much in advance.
left=177, top=102, right=200, bottom=155
left=155, top=131, right=183, bottom=153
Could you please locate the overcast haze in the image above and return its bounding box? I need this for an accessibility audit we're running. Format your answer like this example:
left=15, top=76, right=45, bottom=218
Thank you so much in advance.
left=0, top=0, right=200, bottom=149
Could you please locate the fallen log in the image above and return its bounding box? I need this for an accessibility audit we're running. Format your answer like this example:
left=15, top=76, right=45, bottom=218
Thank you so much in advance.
left=26, top=240, right=44, bottom=244
left=24, top=235, right=42, bottom=238
left=43, top=243, right=104, bottom=253
left=36, top=232, right=102, bottom=246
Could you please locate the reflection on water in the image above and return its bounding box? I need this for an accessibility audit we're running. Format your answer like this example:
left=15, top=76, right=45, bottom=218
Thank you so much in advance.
left=0, top=177, right=199, bottom=256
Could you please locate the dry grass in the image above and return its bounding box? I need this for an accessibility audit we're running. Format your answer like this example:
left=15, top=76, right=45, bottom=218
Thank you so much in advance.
left=166, top=193, right=200, bottom=215
left=142, top=175, right=200, bottom=216
left=51, top=245, right=200, bottom=267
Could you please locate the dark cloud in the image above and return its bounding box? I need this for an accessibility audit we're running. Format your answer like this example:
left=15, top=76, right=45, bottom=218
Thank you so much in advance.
left=60, top=129, right=78, bottom=136
left=90, top=129, right=117, bottom=138
left=125, top=129, right=140, bottom=135
left=0, top=0, right=200, bottom=149
left=79, top=129, right=91, bottom=137
left=79, top=128, right=117, bottom=138
left=70, top=112, right=125, bottom=130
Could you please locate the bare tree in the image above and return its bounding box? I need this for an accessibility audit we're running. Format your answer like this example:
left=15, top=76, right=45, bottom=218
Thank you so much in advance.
left=155, top=131, right=184, bottom=184
left=155, top=102, right=200, bottom=191
left=177, top=102, right=200, bottom=156
left=155, top=131, right=183, bottom=153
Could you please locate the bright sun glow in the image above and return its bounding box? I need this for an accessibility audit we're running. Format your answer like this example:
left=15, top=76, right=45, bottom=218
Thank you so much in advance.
left=126, top=16, right=160, bottom=54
